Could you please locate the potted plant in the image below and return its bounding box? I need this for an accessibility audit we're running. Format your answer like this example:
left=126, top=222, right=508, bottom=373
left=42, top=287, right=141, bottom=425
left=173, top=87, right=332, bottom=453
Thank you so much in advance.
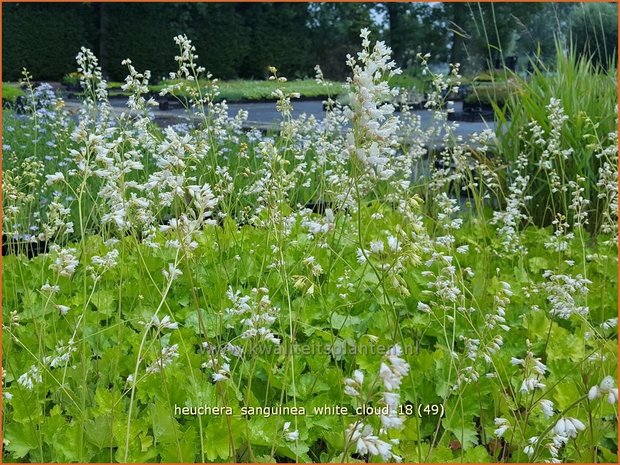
left=61, top=72, right=83, bottom=92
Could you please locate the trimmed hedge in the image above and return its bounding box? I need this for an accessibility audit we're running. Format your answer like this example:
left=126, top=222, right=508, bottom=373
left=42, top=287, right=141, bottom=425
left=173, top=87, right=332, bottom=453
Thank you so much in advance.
left=3, top=3, right=316, bottom=82
left=3, top=3, right=97, bottom=81
left=237, top=3, right=314, bottom=79
left=100, top=4, right=183, bottom=82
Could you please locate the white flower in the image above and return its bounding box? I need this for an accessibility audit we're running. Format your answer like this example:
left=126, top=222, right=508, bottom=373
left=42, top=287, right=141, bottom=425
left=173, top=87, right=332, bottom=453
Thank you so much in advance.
left=212, top=363, right=230, bottom=383
left=142, top=314, right=179, bottom=331
left=494, top=417, right=510, bottom=437
left=283, top=421, right=299, bottom=441
left=91, top=249, right=120, bottom=269
left=600, top=375, right=615, bottom=391
left=588, top=385, right=600, bottom=401
left=370, top=240, right=385, bottom=254
left=523, top=437, right=538, bottom=457
left=56, top=304, right=70, bottom=316
left=42, top=339, right=77, bottom=368
left=345, top=29, right=402, bottom=180
left=41, top=282, right=60, bottom=294
left=456, top=245, right=469, bottom=254
left=383, top=391, right=400, bottom=409
left=379, top=345, right=410, bottom=391
left=344, top=370, right=364, bottom=397
left=589, top=376, right=618, bottom=404
left=387, top=235, right=401, bottom=252
left=380, top=393, right=405, bottom=430
left=510, top=357, right=524, bottom=366
left=162, top=263, right=183, bottom=281
left=417, top=302, right=431, bottom=313
left=542, top=270, right=591, bottom=319
left=49, top=247, right=79, bottom=277
left=601, top=318, right=618, bottom=330
left=356, top=248, right=368, bottom=264
left=45, top=172, right=65, bottom=184
left=520, top=376, right=546, bottom=393
left=347, top=423, right=394, bottom=461
left=380, top=411, right=404, bottom=429
left=17, top=365, right=42, bottom=390
left=539, top=399, right=554, bottom=418
left=553, top=417, right=586, bottom=438
left=146, top=344, right=179, bottom=374
left=224, top=343, right=243, bottom=358
left=532, top=358, right=547, bottom=375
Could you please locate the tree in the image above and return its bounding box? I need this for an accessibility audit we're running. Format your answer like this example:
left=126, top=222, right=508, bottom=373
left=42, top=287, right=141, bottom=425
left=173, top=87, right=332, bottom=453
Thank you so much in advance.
left=570, top=2, right=618, bottom=69
left=443, top=2, right=544, bottom=74
left=380, top=3, right=449, bottom=68
left=307, top=3, right=376, bottom=80
left=513, top=3, right=574, bottom=66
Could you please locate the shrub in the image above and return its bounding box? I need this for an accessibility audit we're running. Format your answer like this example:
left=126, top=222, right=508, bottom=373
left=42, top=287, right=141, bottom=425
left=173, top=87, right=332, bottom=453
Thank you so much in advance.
left=464, top=80, right=515, bottom=107
left=2, top=82, right=24, bottom=103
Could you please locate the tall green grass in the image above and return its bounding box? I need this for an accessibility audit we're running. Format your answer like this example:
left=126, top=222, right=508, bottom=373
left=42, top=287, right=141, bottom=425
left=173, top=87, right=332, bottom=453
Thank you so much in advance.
left=494, top=44, right=617, bottom=230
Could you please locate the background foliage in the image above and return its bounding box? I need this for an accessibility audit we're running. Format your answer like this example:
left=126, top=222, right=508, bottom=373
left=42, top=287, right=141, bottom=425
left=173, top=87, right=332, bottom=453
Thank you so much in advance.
left=3, top=2, right=617, bottom=81
left=3, top=3, right=98, bottom=80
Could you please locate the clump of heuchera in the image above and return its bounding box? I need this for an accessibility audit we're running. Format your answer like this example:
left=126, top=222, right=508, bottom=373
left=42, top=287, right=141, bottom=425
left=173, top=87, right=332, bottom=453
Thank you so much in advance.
left=345, top=28, right=401, bottom=182
left=343, top=344, right=410, bottom=462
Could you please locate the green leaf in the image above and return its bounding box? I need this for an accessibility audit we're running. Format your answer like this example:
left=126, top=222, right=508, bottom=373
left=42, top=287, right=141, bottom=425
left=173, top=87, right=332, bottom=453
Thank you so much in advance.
left=185, top=308, right=221, bottom=336
left=528, top=256, right=549, bottom=274
left=92, top=290, right=117, bottom=317
left=150, top=400, right=182, bottom=444
left=547, top=325, right=585, bottom=361
left=85, top=416, right=114, bottom=449
left=552, top=381, right=582, bottom=411
left=54, top=423, right=87, bottom=462
left=160, top=426, right=198, bottom=462
left=330, top=312, right=361, bottom=330
left=205, top=417, right=234, bottom=460
left=10, top=391, right=43, bottom=424
left=278, top=442, right=311, bottom=462
left=442, top=415, right=479, bottom=450
left=600, top=446, right=618, bottom=463
left=114, top=433, right=158, bottom=463
left=295, top=372, right=330, bottom=399
left=93, top=387, right=120, bottom=416
left=464, top=445, right=493, bottom=462
left=4, top=422, right=39, bottom=459
left=427, top=444, right=455, bottom=462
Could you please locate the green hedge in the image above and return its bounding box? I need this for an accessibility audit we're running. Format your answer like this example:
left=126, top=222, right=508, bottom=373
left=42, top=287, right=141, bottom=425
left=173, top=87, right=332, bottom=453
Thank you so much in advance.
left=237, top=3, right=315, bottom=79
left=100, top=4, right=183, bottom=82
left=188, top=4, right=250, bottom=79
left=3, top=3, right=97, bottom=81
left=3, top=3, right=317, bottom=82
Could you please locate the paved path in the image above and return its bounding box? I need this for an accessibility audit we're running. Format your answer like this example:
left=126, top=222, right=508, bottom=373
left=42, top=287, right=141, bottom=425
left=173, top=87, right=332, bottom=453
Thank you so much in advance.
left=63, top=98, right=497, bottom=148
left=225, top=100, right=497, bottom=145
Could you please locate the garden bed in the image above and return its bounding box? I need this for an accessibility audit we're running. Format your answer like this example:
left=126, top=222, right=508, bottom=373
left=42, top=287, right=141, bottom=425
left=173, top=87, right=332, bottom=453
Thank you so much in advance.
left=2, top=33, right=618, bottom=464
